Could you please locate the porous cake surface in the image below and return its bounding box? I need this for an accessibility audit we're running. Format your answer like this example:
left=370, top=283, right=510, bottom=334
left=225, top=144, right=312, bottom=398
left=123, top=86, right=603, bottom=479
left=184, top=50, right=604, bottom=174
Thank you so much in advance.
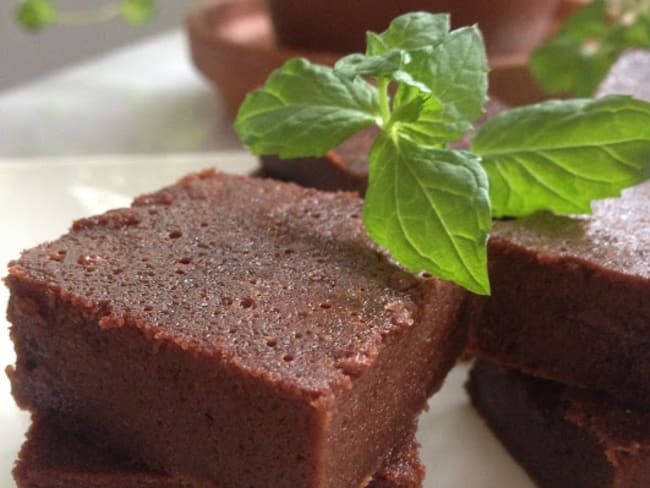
left=490, top=182, right=650, bottom=281
left=469, top=181, right=650, bottom=405
left=467, top=47, right=650, bottom=404
left=11, top=170, right=429, bottom=395
left=468, top=360, right=650, bottom=488
left=8, top=170, right=467, bottom=488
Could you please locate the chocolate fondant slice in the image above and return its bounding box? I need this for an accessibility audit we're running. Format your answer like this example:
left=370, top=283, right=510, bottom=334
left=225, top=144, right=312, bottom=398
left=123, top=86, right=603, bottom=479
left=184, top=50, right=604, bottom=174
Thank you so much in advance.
left=7, top=171, right=469, bottom=488
left=467, top=360, right=650, bottom=488
left=13, top=417, right=424, bottom=488
left=467, top=50, right=650, bottom=405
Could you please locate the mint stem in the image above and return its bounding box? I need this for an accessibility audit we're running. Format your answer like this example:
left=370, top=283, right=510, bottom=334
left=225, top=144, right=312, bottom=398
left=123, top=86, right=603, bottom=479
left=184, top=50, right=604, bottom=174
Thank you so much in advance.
left=377, top=77, right=391, bottom=127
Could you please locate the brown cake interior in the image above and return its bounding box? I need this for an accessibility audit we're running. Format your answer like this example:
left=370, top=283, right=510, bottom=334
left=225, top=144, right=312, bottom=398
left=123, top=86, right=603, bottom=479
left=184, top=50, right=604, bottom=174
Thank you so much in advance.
left=467, top=360, right=650, bottom=488
left=8, top=171, right=468, bottom=488
left=13, top=416, right=424, bottom=488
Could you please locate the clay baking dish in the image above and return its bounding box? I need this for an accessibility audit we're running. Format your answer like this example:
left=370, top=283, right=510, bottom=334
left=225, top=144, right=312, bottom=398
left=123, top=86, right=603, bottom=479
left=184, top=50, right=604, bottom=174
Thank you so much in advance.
left=186, top=0, right=551, bottom=119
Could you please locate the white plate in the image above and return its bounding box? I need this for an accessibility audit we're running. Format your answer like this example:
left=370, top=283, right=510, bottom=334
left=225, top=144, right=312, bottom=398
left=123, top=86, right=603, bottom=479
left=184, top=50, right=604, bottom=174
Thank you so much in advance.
left=0, top=153, right=533, bottom=488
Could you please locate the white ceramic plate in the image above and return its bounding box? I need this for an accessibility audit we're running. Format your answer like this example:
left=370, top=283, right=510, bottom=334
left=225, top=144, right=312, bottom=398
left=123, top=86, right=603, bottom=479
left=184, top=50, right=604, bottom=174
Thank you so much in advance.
left=0, top=153, right=534, bottom=488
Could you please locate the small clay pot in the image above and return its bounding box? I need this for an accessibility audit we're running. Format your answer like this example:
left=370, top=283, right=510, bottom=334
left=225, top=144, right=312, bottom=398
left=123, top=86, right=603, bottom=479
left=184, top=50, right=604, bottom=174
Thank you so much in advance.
left=187, top=0, right=338, bottom=118
left=266, top=0, right=564, bottom=56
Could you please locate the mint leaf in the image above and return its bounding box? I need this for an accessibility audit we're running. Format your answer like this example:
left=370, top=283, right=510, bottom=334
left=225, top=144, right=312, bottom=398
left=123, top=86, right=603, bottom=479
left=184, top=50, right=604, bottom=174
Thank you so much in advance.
left=366, top=12, right=450, bottom=55
left=472, top=96, right=650, bottom=217
left=555, top=0, right=610, bottom=39
left=529, top=0, right=615, bottom=97
left=529, top=37, right=618, bottom=97
left=364, top=135, right=491, bottom=295
left=397, top=26, right=488, bottom=123
left=390, top=93, right=472, bottom=146
left=235, top=58, right=380, bottom=158
left=530, top=0, right=650, bottom=96
left=121, top=0, right=155, bottom=25
left=16, top=0, right=56, bottom=31
left=335, top=50, right=431, bottom=94
left=335, top=50, right=406, bottom=79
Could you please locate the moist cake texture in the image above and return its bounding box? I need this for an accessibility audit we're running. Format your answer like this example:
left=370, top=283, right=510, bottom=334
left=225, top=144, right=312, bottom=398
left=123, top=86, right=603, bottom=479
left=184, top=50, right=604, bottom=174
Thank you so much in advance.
left=467, top=49, right=650, bottom=404
left=7, top=170, right=468, bottom=488
left=468, top=181, right=650, bottom=405
left=13, top=417, right=424, bottom=488
left=467, top=360, right=650, bottom=488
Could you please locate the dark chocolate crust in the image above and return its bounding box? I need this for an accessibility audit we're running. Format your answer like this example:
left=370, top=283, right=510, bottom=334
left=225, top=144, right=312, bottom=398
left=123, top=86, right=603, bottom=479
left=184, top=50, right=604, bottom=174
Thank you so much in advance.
left=467, top=360, right=650, bottom=488
left=7, top=171, right=467, bottom=488
left=13, top=417, right=423, bottom=488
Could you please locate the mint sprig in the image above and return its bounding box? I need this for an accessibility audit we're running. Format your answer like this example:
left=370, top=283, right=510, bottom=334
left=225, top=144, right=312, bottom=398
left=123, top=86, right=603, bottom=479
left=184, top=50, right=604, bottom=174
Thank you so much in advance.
left=16, top=0, right=154, bottom=31
left=235, top=12, right=650, bottom=295
left=530, top=0, right=650, bottom=97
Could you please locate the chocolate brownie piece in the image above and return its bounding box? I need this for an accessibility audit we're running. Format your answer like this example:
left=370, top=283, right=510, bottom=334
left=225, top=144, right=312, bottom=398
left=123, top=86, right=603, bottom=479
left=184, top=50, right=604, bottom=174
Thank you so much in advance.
left=13, top=417, right=202, bottom=488
left=467, top=360, right=650, bottom=488
left=13, top=417, right=423, bottom=488
left=260, top=98, right=508, bottom=195
left=467, top=52, right=650, bottom=404
left=467, top=181, right=650, bottom=406
left=7, top=171, right=468, bottom=488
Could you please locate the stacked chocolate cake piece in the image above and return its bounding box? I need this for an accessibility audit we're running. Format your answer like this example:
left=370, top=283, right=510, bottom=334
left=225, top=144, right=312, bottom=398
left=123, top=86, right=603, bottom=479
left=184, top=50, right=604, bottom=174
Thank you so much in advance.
left=465, top=49, right=650, bottom=488
left=5, top=45, right=648, bottom=488
left=6, top=170, right=475, bottom=487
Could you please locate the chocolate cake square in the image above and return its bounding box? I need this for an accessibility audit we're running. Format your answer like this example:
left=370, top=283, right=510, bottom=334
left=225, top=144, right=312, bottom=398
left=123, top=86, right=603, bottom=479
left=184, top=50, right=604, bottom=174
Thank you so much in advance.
left=467, top=360, right=650, bottom=488
left=6, top=171, right=469, bottom=488
left=13, top=417, right=424, bottom=488
left=467, top=181, right=650, bottom=405
left=466, top=51, right=650, bottom=404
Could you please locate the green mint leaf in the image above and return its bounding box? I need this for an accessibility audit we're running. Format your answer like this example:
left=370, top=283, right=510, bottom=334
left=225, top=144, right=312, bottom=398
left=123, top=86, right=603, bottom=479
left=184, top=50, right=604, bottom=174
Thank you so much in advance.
left=472, top=96, right=650, bottom=217
left=555, top=0, right=610, bottom=39
left=16, top=0, right=56, bottom=31
left=614, top=12, right=650, bottom=46
left=529, top=1, right=615, bottom=97
left=366, top=12, right=450, bottom=55
left=335, top=50, right=432, bottom=94
left=120, top=0, right=155, bottom=25
left=399, top=26, right=488, bottom=123
left=529, top=37, right=618, bottom=97
left=364, top=134, right=491, bottom=295
left=235, top=58, right=380, bottom=158
left=335, top=50, right=406, bottom=79
left=530, top=0, right=650, bottom=96
left=390, top=91, right=472, bottom=146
